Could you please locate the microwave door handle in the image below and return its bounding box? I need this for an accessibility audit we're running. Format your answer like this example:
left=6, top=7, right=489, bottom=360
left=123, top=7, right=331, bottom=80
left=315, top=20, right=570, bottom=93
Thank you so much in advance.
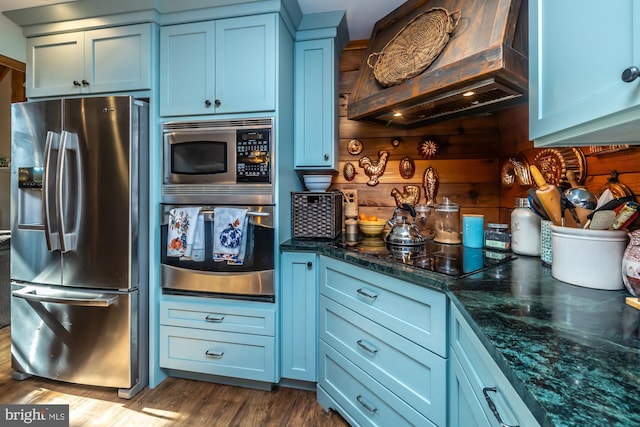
left=12, top=286, right=117, bottom=307
left=57, top=131, right=82, bottom=253
left=43, top=131, right=61, bottom=251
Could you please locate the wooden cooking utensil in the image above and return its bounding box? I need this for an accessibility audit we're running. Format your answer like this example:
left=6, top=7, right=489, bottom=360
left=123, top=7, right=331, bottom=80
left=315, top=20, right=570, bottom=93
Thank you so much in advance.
left=530, top=165, right=563, bottom=226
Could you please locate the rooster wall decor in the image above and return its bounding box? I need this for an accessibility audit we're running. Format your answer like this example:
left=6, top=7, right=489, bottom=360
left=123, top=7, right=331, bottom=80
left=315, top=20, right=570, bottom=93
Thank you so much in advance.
left=359, top=150, right=389, bottom=186
left=391, top=185, right=421, bottom=207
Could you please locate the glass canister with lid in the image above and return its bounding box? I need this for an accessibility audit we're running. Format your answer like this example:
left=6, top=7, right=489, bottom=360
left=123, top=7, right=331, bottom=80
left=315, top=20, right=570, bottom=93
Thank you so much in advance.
left=414, top=203, right=435, bottom=239
left=511, top=197, right=541, bottom=256
left=434, top=197, right=461, bottom=244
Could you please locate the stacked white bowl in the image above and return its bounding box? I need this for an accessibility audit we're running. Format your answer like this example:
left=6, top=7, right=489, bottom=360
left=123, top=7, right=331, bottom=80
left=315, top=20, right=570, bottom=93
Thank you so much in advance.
left=303, top=175, right=332, bottom=192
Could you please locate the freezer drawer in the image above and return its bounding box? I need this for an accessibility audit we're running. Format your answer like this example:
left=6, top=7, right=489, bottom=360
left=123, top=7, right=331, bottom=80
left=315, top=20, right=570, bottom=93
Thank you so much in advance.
left=11, top=283, right=139, bottom=389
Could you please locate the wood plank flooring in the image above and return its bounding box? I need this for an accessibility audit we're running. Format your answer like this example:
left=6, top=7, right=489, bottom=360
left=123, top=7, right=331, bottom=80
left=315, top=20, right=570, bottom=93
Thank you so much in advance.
left=0, top=326, right=348, bottom=426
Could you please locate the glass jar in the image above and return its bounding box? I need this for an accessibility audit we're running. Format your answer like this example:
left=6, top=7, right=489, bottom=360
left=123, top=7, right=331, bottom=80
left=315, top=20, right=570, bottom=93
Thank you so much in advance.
left=511, top=198, right=541, bottom=256
left=414, top=204, right=434, bottom=239
left=434, top=197, right=461, bottom=244
left=484, top=223, right=511, bottom=251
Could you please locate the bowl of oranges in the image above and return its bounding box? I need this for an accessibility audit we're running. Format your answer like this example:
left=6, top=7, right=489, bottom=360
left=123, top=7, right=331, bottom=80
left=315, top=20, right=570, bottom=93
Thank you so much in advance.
left=357, top=213, right=386, bottom=236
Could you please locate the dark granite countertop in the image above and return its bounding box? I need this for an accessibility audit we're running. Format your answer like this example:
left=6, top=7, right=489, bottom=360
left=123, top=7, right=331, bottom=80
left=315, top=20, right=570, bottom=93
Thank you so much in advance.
left=281, top=239, right=640, bottom=427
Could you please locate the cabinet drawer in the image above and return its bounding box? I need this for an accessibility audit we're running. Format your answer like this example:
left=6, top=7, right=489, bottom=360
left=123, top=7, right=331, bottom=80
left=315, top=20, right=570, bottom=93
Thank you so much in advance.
left=450, top=304, right=539, bottom=427
left=160, top=299, right=275, bottom=336
left=318, top=341, right=436, bottom=427
left=320, top=295, right=446, bottom=426
left=319, top=256, right=447, bottom=357
left=159, top=325, right=276, bottom=382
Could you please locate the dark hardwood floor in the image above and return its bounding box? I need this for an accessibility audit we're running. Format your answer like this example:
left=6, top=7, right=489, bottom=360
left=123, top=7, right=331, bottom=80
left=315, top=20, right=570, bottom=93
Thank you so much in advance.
left=0, top=326, right=349, bottom=426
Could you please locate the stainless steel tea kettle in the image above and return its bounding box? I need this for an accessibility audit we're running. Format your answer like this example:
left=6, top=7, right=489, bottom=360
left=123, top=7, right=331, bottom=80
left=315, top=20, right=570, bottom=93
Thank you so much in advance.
left=385, top=204, right=425, bottom=258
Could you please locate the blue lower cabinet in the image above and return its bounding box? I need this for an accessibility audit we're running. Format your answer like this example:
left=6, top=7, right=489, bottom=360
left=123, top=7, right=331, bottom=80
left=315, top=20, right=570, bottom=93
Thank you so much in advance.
left=280, top=251, right=318, bottom=382
left=449, top=304, right=539, bottom=426
left=317, top=255, right=447, bottom=426
left=159, top=296, right=277, bottom=383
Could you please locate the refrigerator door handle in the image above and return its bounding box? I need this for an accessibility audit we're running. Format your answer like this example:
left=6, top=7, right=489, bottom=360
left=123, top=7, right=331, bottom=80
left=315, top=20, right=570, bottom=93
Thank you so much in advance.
left=57, top=131, right=83, bottom=253
left=43, top=131, right=61, bottom=251
left=12, top=286, right=118, bottom=307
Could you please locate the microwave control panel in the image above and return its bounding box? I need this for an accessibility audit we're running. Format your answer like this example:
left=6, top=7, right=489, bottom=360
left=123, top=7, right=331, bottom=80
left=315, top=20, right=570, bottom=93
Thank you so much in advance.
left=236, top=129, right=271, bottom=183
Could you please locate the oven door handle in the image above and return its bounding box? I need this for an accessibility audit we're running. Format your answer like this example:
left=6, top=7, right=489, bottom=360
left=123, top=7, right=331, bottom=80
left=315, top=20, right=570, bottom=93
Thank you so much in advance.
left=200, top=209, right=269, bottom=217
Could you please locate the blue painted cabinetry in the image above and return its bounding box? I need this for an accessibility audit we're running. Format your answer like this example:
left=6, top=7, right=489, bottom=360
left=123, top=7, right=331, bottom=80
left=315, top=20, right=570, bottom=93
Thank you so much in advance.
left=159, top=295, right=277, bottom=383
left=293, top=11, right=347, bottom=170
left=280, top=251, right=317, bottom=383
left=317, top=256, right=447, bottom=427
left=160, top=14, right=276, bottom=117
left=449, top=303, right=539, bottom=427
left=529, top=0, right=640, bottom=146
left=26, top=23, right=152, bottom=98
left=293, top=38, right=337, bottom=169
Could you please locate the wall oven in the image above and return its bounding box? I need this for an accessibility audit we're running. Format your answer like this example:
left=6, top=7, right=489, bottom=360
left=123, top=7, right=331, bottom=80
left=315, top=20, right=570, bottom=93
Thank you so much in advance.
left=162, top=117, right=273, bottom=205
left=160, top=204, right=275, bottom=302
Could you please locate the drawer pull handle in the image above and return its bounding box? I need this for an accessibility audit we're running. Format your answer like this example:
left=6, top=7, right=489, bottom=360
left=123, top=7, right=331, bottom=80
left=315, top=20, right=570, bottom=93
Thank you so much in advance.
left=356, top=395, right=377, bottom=414
left=356, top=288, right=378, bottom=300
left=205, top=315, right=225, bottom=323
left=482, top=387, right=519, bottom=427
left=205, top=350, right=224, bottom=359
left=356, top=339, right=378, bottom=355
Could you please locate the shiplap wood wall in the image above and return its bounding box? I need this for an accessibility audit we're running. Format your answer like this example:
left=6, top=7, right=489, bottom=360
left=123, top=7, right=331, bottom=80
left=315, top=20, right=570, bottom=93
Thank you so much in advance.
left=336, top=40, right=640, bottom=228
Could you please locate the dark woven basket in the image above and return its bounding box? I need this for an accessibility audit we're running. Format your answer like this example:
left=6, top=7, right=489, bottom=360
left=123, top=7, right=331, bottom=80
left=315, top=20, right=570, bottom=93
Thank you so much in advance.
left=368, top=7, right=461, bottom=87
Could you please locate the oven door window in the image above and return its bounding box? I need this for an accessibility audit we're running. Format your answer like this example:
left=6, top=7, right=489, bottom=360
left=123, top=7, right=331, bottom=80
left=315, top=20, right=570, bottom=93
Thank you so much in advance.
left=171, top=141, right=227, bottom=175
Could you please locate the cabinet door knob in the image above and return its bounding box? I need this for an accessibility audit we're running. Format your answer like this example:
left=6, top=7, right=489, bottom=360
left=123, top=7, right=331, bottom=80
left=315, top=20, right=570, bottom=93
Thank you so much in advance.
left=214, top=99, right=221, bottom=107
left=73, top=81, right=81, bottom=87
left=622, top=66, right=640, bottom=82
left=205, top=99, right=212, bottom=107
left=306, top=261, right=313, bottom=268
left=323, top=154, right=329, bottom=161
left=81, top=79, right=90, bottom=86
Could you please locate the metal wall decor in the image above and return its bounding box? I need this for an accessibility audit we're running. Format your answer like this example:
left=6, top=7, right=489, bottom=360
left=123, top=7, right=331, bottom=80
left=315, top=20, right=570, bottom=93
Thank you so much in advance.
left=399, top=156, right=416, bottom=179
left=347, top=138, right=363, bottom=155
left=422, top=166, right=439, bottom=206
left=500, top=154, right=532, bottom=188
left=418, top=138, right=439, bottom=159
left=391, top=185, right=421, bottom=207
left=359, top=150, right=389, bottom=186
left=343, top=161, right=357, bottom=181
left=533, top=147, right=586, bottom=187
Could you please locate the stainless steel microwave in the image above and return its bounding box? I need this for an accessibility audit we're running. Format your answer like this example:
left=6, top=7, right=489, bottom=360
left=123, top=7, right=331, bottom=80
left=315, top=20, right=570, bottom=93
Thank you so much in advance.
left=162, top=117, right=274, bottom=205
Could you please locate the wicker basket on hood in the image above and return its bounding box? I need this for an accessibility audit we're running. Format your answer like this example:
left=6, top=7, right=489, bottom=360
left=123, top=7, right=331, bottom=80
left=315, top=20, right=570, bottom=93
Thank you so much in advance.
left=367, top=7, right=461, bottom=87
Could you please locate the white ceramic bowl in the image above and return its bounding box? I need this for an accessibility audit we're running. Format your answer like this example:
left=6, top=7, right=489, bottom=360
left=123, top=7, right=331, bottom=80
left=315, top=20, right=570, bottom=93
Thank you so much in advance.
left=303, top=175, right=332, bottom=192
left=551, top=225, right=629, bottom=290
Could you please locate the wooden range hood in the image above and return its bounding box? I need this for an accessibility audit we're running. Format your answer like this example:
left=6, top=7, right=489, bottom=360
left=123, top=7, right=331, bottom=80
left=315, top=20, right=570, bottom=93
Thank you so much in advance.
left=347, top=0, right=528, bottom=128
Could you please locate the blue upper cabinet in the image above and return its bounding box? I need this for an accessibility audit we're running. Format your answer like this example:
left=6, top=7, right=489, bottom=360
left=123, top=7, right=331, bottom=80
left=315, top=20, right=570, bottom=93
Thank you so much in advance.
left=160, top=14, right=276, bottom=117
left=293, top=11, right=347, bottom=170
left=529, top=0, right=640, bottom=147
left=26, top=24, right=152, bottom=98
left=160, top=21, right=214, bottom=116
left=294, top=38, right=337, bottom=169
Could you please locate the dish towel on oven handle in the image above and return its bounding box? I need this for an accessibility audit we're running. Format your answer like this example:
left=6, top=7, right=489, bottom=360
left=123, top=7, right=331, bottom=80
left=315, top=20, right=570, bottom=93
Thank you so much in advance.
left=191, top=211, right=206, bottom=262
left=212, top=207, right=248, bottom=265
left=167, top=207, right=203, bottom=259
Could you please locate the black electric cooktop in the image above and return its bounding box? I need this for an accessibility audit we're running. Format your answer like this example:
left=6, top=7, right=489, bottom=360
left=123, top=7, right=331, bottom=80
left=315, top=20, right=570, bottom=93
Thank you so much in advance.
left=332, top=237, right=516, bottom=278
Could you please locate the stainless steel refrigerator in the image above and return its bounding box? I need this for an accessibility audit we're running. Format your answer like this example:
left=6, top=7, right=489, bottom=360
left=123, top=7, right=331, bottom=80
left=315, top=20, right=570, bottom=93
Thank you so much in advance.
left=9, top=96, right=149, bottom=399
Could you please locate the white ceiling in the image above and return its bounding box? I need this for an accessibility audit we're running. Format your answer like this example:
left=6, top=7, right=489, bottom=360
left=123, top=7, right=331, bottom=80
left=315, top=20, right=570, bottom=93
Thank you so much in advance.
left=0, top=0, right=406, bottom=40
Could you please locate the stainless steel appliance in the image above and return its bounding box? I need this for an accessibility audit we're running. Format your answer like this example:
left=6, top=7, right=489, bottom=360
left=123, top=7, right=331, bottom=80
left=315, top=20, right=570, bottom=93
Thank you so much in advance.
left=10, top=96, right=149, bottom=399
left=162, top=118, right=273, bottom=205
left=160, top=204, right=275, bottom=301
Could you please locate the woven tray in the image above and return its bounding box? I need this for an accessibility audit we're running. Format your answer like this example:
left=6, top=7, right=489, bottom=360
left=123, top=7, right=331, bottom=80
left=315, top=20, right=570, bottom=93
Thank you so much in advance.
left=367, top=7, right=460, bottom=87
